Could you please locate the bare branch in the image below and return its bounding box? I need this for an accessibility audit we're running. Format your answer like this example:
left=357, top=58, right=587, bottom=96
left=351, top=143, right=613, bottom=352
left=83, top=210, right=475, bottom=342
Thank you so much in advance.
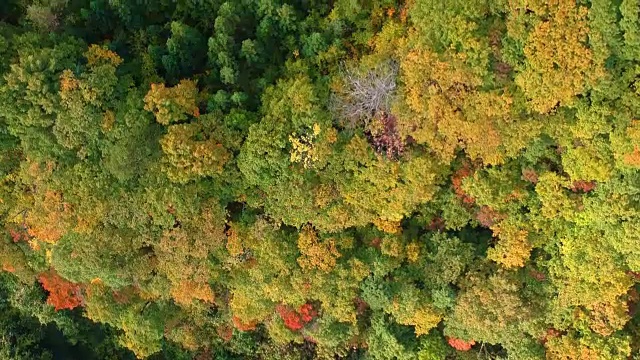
left=331, top=61, right=399, bottom=127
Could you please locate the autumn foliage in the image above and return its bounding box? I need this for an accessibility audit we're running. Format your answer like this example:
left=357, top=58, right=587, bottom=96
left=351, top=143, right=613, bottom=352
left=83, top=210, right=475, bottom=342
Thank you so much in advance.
left=38, top=270, right=83, bottom=311
left=447, top=337, right=475, bottom=351
left=276, top=303, right=318, bottom=331
left=0, top=0, right=638, bottom=359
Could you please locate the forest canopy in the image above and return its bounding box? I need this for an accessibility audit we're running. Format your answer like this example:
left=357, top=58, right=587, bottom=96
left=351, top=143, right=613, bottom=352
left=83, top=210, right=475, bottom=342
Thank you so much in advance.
left=0, top=0, right=639, bottom=359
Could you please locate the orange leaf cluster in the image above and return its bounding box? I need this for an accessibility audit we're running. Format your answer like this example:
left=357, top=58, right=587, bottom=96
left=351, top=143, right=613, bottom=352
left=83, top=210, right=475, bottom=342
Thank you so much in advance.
left=452, top=164, right=475, bottom=205
left=59, top=69, right=79, bottom=92
left=216, top=325, right=233, bottom=342
left=26, top=190, right=71, bottom=244
left=447, top=337, right=475, bottom=351
left=8, top=227, right=28, bottom=243
left=38, top=270, right=83, bottom=311
left=232, top=316, right=257, bottom=332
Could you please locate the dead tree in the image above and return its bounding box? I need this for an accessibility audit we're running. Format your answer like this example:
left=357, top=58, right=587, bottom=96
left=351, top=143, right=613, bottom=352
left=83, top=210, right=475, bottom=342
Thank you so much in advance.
left=331, top=61, right=399, bottom=128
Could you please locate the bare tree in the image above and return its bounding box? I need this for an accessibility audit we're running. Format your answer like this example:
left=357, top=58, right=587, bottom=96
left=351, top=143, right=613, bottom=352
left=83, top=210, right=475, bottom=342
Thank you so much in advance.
left=26, top=0, right=68, bottom=32
left=331, top=61, right=399, bottom=127
left=26, top=5, right=59, bottom=32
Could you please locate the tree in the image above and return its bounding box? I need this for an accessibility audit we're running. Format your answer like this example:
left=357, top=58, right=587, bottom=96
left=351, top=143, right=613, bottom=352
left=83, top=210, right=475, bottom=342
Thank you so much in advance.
left=37, top=269, right=83, bottom=311
left=143, top=80, right=199, bottom=126
left=0, top=1, right=639, bottom=359
left=510, top=0, right=604, bottom=114
left=159, top=120, right=231, bottom=183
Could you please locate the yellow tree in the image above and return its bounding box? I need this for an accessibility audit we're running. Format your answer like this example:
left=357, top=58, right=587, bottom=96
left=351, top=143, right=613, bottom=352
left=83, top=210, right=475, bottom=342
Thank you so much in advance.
left=154, top=200, right=226, bottom=306
left=398, top=47, right=539, bottom=165
left=144, top=80, right=199, bottom=125
left=159, top=121, right=231, bottom=183
left=510, top=0, right=604, bottom=113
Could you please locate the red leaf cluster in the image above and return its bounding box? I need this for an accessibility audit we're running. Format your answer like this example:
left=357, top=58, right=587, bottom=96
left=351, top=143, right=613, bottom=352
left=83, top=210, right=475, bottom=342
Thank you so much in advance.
left=366, top=113, right=405, bottom=159
left=354, top=297, right=369, bottom=315
left=540, top=328, right=562, bottom=344
left=276, top=303, right=318, bottom=331
left=570, top=180, right=596, bottom=193
left=530, top=270, right=547, bottom=282
left=427, top=216, right=445, bottom=231
left=476, top=206, right=504, bottom=227
left=38, top=270, right=83, bottom=311
left=7, top=227, right=29, bottom=243
left=299, top=303, right=317, bottom=322
left=627, top=288, right=639, bottom=317
left=216, top=325, right=233, bottom=342
left=521, top=168, right=539, bottom=184
left=447, top=337, right=476, bottom=351
left=452, top=163, right=475, bottom=204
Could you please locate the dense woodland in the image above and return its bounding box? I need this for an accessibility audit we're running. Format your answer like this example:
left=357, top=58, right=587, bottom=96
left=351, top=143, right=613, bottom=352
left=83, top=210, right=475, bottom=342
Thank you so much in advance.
left=0, top=0, right=639, bottom=359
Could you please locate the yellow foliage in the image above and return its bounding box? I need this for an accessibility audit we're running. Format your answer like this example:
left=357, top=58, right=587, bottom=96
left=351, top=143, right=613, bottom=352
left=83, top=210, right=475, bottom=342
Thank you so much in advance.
left=586, top=300, right=630, bottom=336
left=313, top=183, right=338, bottom=208
left=101, top=110, right=115, bottom=132
left=266, top=317, right=304, bottom=345
left=166, top=325, right=200, bottom=351
left=226, top=224, right=244, bottom=257
left=297, top=225, right=341, bottom=273
left=171, top=281, right=215, bottom=306
left=399, top=48, right=516, bottom=164
left=372, top=218, right=401, bottom=234
left=546, top=337, right=602, bottom=360
left=159, top=122, right=230, bottom=183
left=289, top=124, right=321, bottom=169
left=408, top=306, right=442, bottom=336
left=612, top=120, right=640, bottom=167
left=155, top=203, right=225, bottom=306
left=85, top=44, right=123, bottom=67
left=389, top=295, right=442, bottom=336
left=143, top=80, right=199, bottom=125
left=545, top=333, right=630, bottom=360
left=511, top=0, right=603, bottom=113
left=337, top=135, right=443, bottom=224
left=555, top=229, right=633, bottom=308
left=488, top=220, right=532, bottom=269
left=535, top=172, right=576, bottom=220
left=229, top=287, right=273, bottom=325
left=405, top=242, right=420, bottom=263
left=380, top=236, right=404, bottom=259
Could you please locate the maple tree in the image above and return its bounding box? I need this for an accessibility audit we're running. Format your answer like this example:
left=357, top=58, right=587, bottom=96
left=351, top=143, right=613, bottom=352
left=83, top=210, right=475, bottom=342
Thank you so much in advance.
left=38, top=270, right=83, bottom=311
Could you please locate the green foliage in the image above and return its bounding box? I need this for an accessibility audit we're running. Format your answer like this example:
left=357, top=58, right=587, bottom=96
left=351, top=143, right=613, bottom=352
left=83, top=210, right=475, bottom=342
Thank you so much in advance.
left=0, top=1, right=638, bottom=359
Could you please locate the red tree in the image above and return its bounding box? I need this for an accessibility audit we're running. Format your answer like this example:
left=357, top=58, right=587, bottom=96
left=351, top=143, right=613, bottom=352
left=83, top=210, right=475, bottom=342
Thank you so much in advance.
left=276, top=303, right=318, bottom=331
left=38, top=270, right=83, bottom=310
